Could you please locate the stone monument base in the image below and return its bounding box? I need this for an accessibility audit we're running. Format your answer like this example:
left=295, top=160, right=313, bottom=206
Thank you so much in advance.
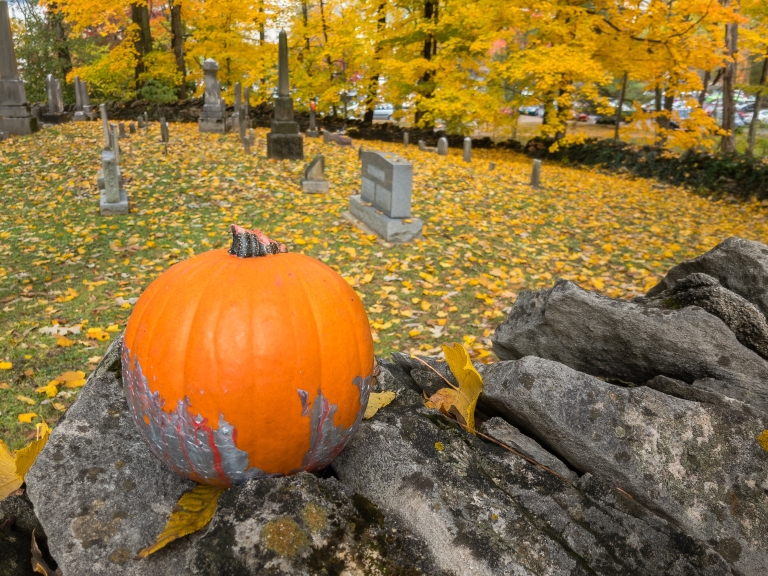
left=0, top=116, right=38, bottom=135
left=100, top=188, right=130, bottom=216
left=73, top=112, right=90, bottom=122
left=267, top=133, right=303, bottom=160
left=42, top=113, right=69, bottom=124
left=198, top=117, right=229, bottom=134
left=302, top=180, right=329, bottom=194
left=306, top=130, right=320, bottom=138
left=349, top=195, right=422, bottom=243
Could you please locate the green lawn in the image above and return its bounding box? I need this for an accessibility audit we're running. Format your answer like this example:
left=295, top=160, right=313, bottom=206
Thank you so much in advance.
left=2, top=121, right=768, bottom=448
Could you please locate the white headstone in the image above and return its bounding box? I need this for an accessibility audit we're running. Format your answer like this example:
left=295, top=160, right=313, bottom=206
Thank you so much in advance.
left=463, top=137, right=471, bottom=162
left=437, top=137, right=448, bottom=156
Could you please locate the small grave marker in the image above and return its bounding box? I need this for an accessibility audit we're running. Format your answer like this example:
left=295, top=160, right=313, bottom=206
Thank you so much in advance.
left=118, top=122, right=127, bottom=138
left=531, top=159, right=542, bottom=189
left=403, top=132, right=409, bottom=147
left=301, top=154, right=329, bottom=194
left=463, top=137, right=471, bottom=162
left=100, top=104, right=110, bottom=148
left=437, top=137, right=448, bottom=156
left=129, top=122, right=136, bottom=134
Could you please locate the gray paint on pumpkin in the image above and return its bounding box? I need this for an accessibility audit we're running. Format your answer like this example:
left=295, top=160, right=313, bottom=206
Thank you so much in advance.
left=122, top=342, right=374, bottom=483
left=121, top=344, right=273, bottom=485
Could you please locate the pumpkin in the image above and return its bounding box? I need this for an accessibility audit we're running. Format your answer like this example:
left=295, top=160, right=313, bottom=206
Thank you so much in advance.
left=122, top=225, right=375, bottom=486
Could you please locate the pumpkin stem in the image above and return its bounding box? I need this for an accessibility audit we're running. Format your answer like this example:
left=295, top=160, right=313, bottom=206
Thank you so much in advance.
left=228, top=225, right=288, bottom=257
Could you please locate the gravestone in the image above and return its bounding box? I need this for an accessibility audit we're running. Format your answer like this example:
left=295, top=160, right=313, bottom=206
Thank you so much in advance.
left=531, top=159, right=542, bottom=188
left=0, top=1, right=39, bottom=135
left=301, top=154, right=329, bottom=194
left=418, top=140, right=426, bottom=151
left=306, top=100, right=319, bottom=137
left=403, top=131, right=409, bottom=147
left=243, top=86, right=250, bottom=127
left=129, top=122, right=136, bottom=134
left=100, top=128, right=128, bottom=215
left=198, top=59, right=228, bottom=134
left=266, top=30, right=303, bottom=159
left=0, top=130, right=8, bottom=141
left=463, top=137, right=471, bottom=162
left=137, top=116, right=145, bottom=129
left=73, top=77, right=93, bottom=121
left=488, top=162, right=496, bottom=171
left=437, top=137, right=448, bottom=156
left=118, top=122, right=127, bottom=138
left=349, top=150, right=422, bottom=243
left=110, top=124, right=120, bottom=165
left=99, top=104, right=110, bottom=147
left=43, top=74, right=68, bottom=123
left=143, top=111, right=148, bottom=124
left=323, top=131, right=352, bottom=146
left=233, top=81, right=241, bottom=128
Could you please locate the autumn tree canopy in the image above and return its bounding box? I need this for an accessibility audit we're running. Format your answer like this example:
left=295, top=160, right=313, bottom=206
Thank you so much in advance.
left=8, top=0, right=768, bottom=151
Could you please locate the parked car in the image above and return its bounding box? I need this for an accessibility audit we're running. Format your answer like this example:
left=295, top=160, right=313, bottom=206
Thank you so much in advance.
left=519, top=105, right=543, bottom=116
left=372, top=104, right=394, bottom=120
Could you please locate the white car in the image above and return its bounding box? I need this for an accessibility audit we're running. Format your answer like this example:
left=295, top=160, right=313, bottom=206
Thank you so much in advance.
left=372, top=104, right=394, bottom=120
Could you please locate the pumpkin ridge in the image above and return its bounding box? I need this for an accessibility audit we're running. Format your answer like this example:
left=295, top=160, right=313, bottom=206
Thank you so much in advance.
left=180, top=253, right=237, bottom=430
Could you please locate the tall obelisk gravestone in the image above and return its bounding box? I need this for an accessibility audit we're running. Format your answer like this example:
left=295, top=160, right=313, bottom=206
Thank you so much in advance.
left=0, top=0, right=38, bottom=135
left=267, top=30, right=303, bottom=160
left=198, top=59, right=228, bottom=134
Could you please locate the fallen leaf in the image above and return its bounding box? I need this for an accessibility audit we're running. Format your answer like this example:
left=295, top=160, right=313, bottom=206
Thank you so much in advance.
left=137, top=484, right=225, bottom=558
left=0, top=361, right=12, bottom=370
left=16, top=395, right=36, bottom=405
left=0, top=383, right=10, bottom=390
left=31, top=529, right=57, bottom=575
left=18, top=413, right=38, bottom=423
left=364, top=391, right=396, bottom=419
left=0, top=422, right=50, bottom=500
left=56, top=336, right=75, bottom=347
left=35, top=382, right=59, bottom=398
left=425, top=343, right=484, bottom=434
left=0, top=440, right=22, bottom=500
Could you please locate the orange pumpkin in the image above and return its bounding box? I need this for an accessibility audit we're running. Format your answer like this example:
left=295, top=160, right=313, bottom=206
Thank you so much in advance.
left=122, top=225, right=374, bottom=486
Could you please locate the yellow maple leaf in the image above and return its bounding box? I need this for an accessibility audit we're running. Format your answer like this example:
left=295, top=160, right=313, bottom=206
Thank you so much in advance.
left=137, top=484, right=225, bottom=558
left=18, top=413, right=38, bottom=423
left=56, top=336, right=74, bottom=347
left=16, top=395, right=36, bottom=405
left=0, top=423, right=51, bottom=501
left=364, top=391, right=396, bottom=419
left=425, top=343, right=484, bottom=434
left=35, top=382, right=59, bottom=398
left=0, top=361, right=12, bottom=370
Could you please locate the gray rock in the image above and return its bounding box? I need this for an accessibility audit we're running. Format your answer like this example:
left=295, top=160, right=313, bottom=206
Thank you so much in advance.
left=491, top=279, right=768, bottom=413
left=24, top=338, right=443, bottom=575
left=647, top=237, right=768, bottom=317
left=646, top=272, right=768, bottom=360
left=191, top=472, right=443, bottom=575
left=333, top=360, right=732, bottom=576
left=480, top=417, right=578, bottom=482
left=481, top=356, right=768, bottom=576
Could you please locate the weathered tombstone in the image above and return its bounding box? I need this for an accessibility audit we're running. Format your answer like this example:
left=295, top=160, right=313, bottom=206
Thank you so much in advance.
left=531, top=158, right=542, bottom=189
left=137, top=116, right=144, bottom=129
left=129, top=122, right=136, bottom=134
left=488, top=162, right=496, bottom=171
left=323, top=131, right=352, bottom=146
left=417, top=140, right=426, bottom=151
left=403, top=132, right=409, bottom=147
left=73, top=76, right=82, bottom=111
left=233, top=81, right=241, bottom=121
left=301, top=154, right=329, bottom=194
left=0, top=131, right=8, bottom=141
left=143, top=111, right=148, bottom=124
left=110, top=124, right=120, bottom=165
left=463, top=137, right=471, bottom=162
left=306, top=100, right=319, bottom=137
left=358, top=144, right=364, bottom=159
left=0, top=1, right=38, bottom=135
left=243, top=86, right=250, bottom=126
left=243, top=136, right=251, bottom=155
left=267, top=30, right=303, bottom=159
left=349, top=150, right=423, bottom=243
left=198, top=59, right=228, bottom=133
left=43, top=75, right=68, bottom=123
left=100, top=104, right=110, bottom=148
left=437, top=137, right=448, bottom=156
left=118, top=122, right=127, bottom=138
left=99, top=149, right=129, bottom=215
left=80, top=81, right=93, bottom=118
left=160, top=117, right=169, bottom=154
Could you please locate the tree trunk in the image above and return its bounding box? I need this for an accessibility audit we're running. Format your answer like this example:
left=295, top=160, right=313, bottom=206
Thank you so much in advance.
left=747, top=52, right=768, bottom=157
left=698, top=70, right=711, bottom=107
left=170, top=2, right=186, bottom=99
left=131, top=2, right=153, bottom=82
left=414, top=0, right=438, bottom=126
left=720, top=21, right=738, bottom=153
left=363, top=2, right=387, bottom=125
left=615, top=72, right=628, bottom=140
left=48, top=3, right=72, bottom=77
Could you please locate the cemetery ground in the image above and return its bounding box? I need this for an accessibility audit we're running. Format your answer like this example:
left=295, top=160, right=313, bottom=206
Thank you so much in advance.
left=2, top=122, right=768, bottom=450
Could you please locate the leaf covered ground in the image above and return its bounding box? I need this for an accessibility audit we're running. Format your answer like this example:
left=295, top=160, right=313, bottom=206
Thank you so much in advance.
left=1, top=121, right=767, bottom=448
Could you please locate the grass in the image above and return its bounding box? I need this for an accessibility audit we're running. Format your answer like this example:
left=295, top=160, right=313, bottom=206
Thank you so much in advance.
left=1, top=121, right=768, bottom=448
